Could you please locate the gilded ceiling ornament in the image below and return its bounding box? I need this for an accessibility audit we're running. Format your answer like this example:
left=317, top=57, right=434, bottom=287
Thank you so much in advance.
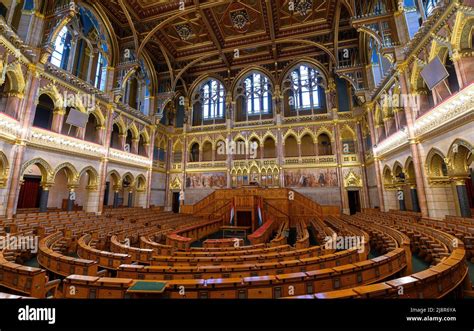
left=230, top=9, right=250, bottom=32
left=175, top=24, right=192, bottom=41
left=294, top=0, right=313, bottom=17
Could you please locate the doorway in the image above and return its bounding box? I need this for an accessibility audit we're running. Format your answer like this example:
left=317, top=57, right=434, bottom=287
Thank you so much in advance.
left=172, top=192, right=180, bottom=213
left=348, top=190, right=361, bottom=215
left=17, top=176, right=42, bottom=209
left=236, top=211, right=252, bottom=227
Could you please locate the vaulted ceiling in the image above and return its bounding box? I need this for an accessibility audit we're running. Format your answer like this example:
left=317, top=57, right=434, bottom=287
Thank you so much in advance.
left=95, top=0, right=358, bottom=80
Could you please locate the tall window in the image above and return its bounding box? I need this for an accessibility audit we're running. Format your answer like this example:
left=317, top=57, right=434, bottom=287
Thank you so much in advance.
left=202, top=80, right=225, bottom=119
left=290, top=65, right=321, bottom=110
left=94, top=52, right=108, bottom=91
left=244, top=73, right=271, bottom=115
left=50, top=26, right=70, bottom=69
left=424, top=0, right=437, bottom=17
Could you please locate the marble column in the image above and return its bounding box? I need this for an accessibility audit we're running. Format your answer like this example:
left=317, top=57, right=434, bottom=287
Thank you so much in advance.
left=355, top=122, right=370, bottom=208
left=67, top=187, right=76, bottom=212
left=113, top=189, right=120, bottom=208
left=5, top=65, right=41, bottom=219
left=397, top=188, right=406, bottom=211
left=131, top=138, right=139, bottom=154
left=127, top=190, right=133, bottom=208
left=410, top=186, right=421, bottom=212
left=366, top=105, right=385, bottom=211
left=333, top=118, right=349, bottom=214
left=398, top=68, right=429, bottom=217
left=52, top=109, right=65, bottom=133
left=39, top=185, right=50, bottom=212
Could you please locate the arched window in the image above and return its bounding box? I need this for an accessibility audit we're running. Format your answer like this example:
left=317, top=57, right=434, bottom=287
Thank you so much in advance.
left=84, top=114, right=99, bottom=143
left=423, top=0, right=437, bottom=17
left=125, top=130, right=134, bottom=152
left=110, top=124, right=121, bottom=149
left=284, top=136, right=299, bottom=157
left=191, top=79, right=226, bottom=126
left=138, top=134, right=148, bottom=157
left=289, top=65, right=321, bottom=110
left=48, top=6, right=110, bottom=88
left=51, top=26, right=71, bottom=69
left=202, top=80, right=225, bottom=120
left=318, top=133, right=332, bottom=155
left=94, top=52, right=108, bottom=91
left=263, top=137, right=276, bottom=159
left=244, top=73, right=271, bottom=115
left=189, top=143, right=199, bottom=162
left=301, top=134, right=315, bottom=156
left=369, top=38, right=391, bottom=86
left=201, top=142, right=213, bottom=162
left=33, top=95, right=54, bottom=130
left=403, top=0, right=422, bottom=39
left=123, top=66, right=150, bottom=115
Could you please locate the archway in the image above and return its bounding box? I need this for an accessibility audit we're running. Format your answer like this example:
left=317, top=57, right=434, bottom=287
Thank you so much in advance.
left=122, top=173, right=135, bottom=208
left=77, top=167, right=99, bottom=213
left=189, top=142, right=200, bottom=162
left=284, top=135, right=299, bottom=157
left=201, top=141, right=213, bottom=162
left=317, top=133, right=332, bottom=156
left=301, top=134, right=315, bottom=157
left=263, top=137, right=276, bottom=159
left=105, top=171, right=121, bottom=208
left=33, top=95, right=54, bottom=130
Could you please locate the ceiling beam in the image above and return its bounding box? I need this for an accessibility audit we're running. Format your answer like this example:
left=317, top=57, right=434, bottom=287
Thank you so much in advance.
left=193, top=0, right=230, bottom=68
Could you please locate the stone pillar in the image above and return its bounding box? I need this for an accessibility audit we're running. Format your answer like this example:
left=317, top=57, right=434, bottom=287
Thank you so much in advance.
left=127, top=190, right=134, bottom=208
left=226, top=131, right=233, bottom=188
left=113, top=187, right=120, bottom=208
left=355, top=122, right=370, bottom=208
left=397, top=188, right=406, bottom=211
left=97, top=126, right=106, bottom=145
left=6, top=65, right=41, bottom=219
left=67, top=186, right=77, bottom=212
left=366, top=104, right=385, bottom=211
left=86, top=51, right=95, bottom=84
left=454, top=178, right=472, bottom=218
left=6, top=0, right=18, bottom=25
left=4, top=94, right=22, bottom=119
left=52, top=109, right=65, bottom=133
left=131, top=138, right=139, bottom=154
left=67, top=39, right=78, bottom=72
left=410, top=186, right=421, bottom=212
left=398, top=67, right=429, bottom=217
left=39, top=184, right=51, bottom=212
left=119, top=134, right=126, bottom=151
left=333, top=117, right=349, bottom=214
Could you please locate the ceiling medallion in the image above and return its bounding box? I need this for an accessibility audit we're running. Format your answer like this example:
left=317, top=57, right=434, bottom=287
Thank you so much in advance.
left=294, top=0, right=313, bottom=17
left=175, top=24, right=192, bottom=41
left=230, top=9, right=250, bottom=32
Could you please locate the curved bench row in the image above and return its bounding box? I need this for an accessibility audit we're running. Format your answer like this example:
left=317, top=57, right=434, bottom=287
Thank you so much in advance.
left=61, top=247, right=407, bottom=299
left=0, top=249, right=60, bottom=298
left=38, top=232, right=98, bottom=277
left=77, top=234, right=132, bottom=269
left=117, top=247, right=365, bottom=280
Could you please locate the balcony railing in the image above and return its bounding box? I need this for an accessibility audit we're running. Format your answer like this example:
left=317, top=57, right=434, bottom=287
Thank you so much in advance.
left=0, top=113, right=23, bottom=139
left=29, top=127, right=107, bottom=157
left=284, top=155, right=337, bottom=166
left=108, top=149, right=152, bottom=168
left=186, top=161, right=227, bottom=169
